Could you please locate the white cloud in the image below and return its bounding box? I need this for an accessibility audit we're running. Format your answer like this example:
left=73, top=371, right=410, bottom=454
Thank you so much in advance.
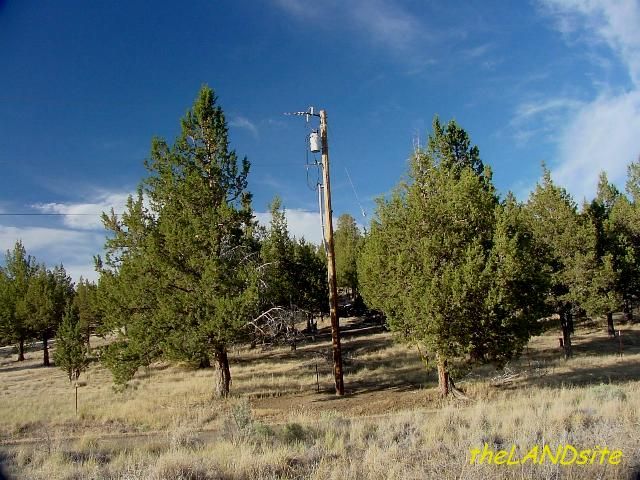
left=229, top=116, right=259, bottom=139
left=350, top=0, right=422, bottom=52
left=541, top=0, right=640, bottom=85
left=255, top=208, right=323, bottom=245
left=32, top=191, right=132, bottom=230
left=553, top=90, right=640, bottom=201
left=530, top=0, right=640, bottom=200
left=514, top=98, right=584, bottom=121
left=272, top=0, right=434, bottom=60
left=509, top=97, right=583, bottom=147
left=0, top=225, right=103, bottom=282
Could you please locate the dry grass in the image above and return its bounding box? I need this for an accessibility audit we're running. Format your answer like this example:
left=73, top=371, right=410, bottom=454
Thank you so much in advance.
left=1, top=317, right=640, bottom=479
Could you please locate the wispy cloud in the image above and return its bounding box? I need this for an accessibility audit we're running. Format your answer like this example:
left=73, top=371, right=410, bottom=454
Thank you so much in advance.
left=350, top=0, right=423, bottom=52
left=508, top=97, right=583, bottom=147
left=230, top=116, right=259, bottom=139
left=272, top=0, right=438, bottom=67
left=463, top=43, right=493, bottom=59
left=514, top=98, right=584, bottom=121
left=527, top=0, right=640, bottom=200
left=553, top=90, right=640, bottom=202
left=32, top=191, right=132, bottom=230
left=0, top=189, right=136, bottom=281
left=0, top=225, right=103, bottom=282
left=540, top=0, right=640, bottom=85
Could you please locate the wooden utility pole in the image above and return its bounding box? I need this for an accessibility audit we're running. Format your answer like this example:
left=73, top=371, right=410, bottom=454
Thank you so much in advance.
left=320, top=109, right=345, bottom=396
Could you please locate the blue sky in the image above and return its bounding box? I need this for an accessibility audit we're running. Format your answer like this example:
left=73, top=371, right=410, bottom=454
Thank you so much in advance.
left=1, top=0, right=640, bottom=281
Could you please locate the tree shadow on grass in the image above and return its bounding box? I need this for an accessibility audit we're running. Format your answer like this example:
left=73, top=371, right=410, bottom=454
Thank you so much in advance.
left=502, top=357, right=640, bottom=391
left=0, top=362, right=49, bottom=374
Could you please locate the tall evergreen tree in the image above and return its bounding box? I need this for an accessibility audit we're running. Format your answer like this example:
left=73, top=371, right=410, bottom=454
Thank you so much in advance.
left=98, top=85, right=258, bottom=396
left=359, top=119, right=546, bottom=395
left=525, top=167, right=597, bottom=358
left=583, top=173, right=624, bottom=335
left=54, top=303, right=89, bottom=382
left=260, top=197, right=295, bottom=310
left=257, top=198, right=328, bottom=344
left=292, top=239, right=328, bottom=318
left=0, top=241, right=37, bottom=361
left=20, top=264, right=73, bottom=366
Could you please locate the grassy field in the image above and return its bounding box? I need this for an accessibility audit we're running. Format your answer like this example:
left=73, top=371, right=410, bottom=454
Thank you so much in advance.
left=1, top=316, right=639, bottom=479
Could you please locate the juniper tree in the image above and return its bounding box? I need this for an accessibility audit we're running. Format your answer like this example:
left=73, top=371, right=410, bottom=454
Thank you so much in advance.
left=20, top=264, right=73, bottom=366
left=0, top=241, right=37, bottom=361
left=583, top=173, right=624, bottom=335
left=260, top=197, right=295, bottom=310
left=54, top=303, right=88, bottom=382
left=358, top=119, right=547, bottom=395
left=525, top=167, right=598, bottom=358
left=98, top=85, right=258, bottom=396
left=292, top=238, right=328, bottom=319
left=256, top=198, right=328, bottom=345
left=608, top=161, right=640, bottom=323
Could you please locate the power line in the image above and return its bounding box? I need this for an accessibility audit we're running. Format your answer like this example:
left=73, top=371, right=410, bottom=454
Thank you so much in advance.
left=0, top=213, right=120, bottom=216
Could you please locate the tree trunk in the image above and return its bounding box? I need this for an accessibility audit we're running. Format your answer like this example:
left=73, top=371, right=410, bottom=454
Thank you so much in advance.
left=560, top=306, right=572, bottom=359
left=437, top=355, right=449, bottom=396
left=214, top=346, right=231, bottom=398
left=17, top=338, right=25, bottom=362
left=42, top=335, right=50, bottom=367
left=607, top=312, right=615, bottom=337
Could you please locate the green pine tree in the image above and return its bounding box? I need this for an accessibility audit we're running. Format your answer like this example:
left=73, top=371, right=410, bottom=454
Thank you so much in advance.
left=54, top=303, right=88, bottom=382
left=98, top=85, right=258, bottom=396
left=1, top=242, right=38, bottom=361
left=20, top=264, right=73, bottom=366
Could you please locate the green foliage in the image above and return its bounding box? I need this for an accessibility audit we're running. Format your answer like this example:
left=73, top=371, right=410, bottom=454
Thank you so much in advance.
left=53, top=303, right=89, bottom=382
left=20, top=264, right=73, bottom=366
left=580, top=172, right=624, bottom=321
left=260, top=197, right=328, bottom=316
left=0, top=241, right=37, bottom=358
left=97, top=85, right=259, bottom=392
left=358, top=118, right=547, bottom=384
left=292, top=239, right=328, bottom=315
left=428, top=116, right=486, bottom=180
left=73, top=278, right=103, bottom=346
left=524, top=168, right=599, bottom=326
left=260, top=197, right=295, bottom=309
left=334, top=213, right=361, bottom=296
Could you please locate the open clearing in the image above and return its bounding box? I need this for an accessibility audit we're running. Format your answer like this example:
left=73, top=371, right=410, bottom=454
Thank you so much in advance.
left=1, top=316, right=640, bottom=479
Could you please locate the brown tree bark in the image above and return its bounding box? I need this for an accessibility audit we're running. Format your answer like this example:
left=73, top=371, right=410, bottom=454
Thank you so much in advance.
left=17, top=338, right=25, bottom=362
left=437, top=355, right=449, bottom=396
left=214, top=346, right=231, bottom=397
left=607, top=312, right=615, bottom=337
left=42, top=335, right=50, bottom=367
